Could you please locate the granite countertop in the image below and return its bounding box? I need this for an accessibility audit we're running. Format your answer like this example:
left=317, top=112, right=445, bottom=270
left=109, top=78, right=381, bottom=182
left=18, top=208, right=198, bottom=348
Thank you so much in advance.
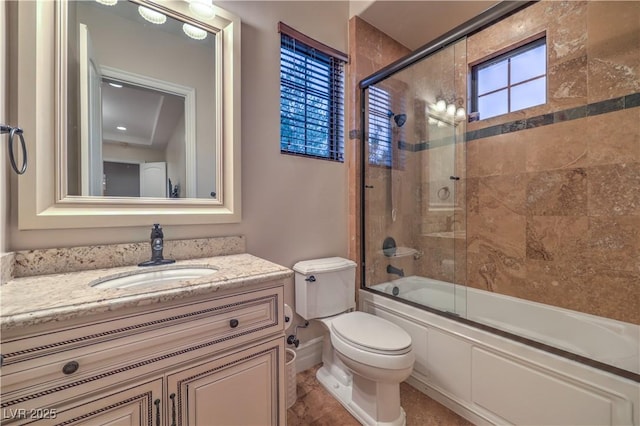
left=1, top=253, right=293, bottom=331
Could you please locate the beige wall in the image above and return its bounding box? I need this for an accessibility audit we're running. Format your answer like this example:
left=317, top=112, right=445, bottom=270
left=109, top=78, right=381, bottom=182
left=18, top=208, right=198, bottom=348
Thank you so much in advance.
left=7, top=1, right=350, bottom=275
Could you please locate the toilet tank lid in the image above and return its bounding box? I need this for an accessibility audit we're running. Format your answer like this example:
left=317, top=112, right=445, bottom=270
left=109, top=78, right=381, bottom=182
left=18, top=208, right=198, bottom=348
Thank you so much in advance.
left=293, top=257, right=357, bottom=274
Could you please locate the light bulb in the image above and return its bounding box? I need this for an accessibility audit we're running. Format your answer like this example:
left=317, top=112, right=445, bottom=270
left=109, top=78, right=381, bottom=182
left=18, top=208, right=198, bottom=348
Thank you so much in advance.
left=189, top=0, right=216, bottom=20
left=138, top=6, right=166, bottom=24
left=435, top=99, right=446, bottom=112
left=183, top=23, right=208, bottom=40
left=455, top=107, right=466, bottom=120
left=446, top=103, right=456, bottom=117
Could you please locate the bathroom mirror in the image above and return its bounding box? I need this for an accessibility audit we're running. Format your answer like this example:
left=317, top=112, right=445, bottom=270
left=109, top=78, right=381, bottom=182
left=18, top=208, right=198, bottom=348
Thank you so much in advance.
left=68, top=0, right=216, bottom=199
left=15, top=0, right=241, bottom=229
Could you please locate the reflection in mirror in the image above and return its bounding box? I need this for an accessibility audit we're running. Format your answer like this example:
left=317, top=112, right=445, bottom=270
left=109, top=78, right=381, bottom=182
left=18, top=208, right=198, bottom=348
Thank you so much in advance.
left=66, top=0, right=217, bottom=199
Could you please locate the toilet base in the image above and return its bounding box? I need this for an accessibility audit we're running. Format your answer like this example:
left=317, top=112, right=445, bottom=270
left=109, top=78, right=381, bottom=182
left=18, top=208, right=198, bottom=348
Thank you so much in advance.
left=316, top=365, right=407, bottom=426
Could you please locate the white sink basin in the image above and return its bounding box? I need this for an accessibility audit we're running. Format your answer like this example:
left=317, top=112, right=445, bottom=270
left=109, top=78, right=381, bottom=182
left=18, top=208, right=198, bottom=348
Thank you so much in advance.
left=91, top=266, right=218, bottom=289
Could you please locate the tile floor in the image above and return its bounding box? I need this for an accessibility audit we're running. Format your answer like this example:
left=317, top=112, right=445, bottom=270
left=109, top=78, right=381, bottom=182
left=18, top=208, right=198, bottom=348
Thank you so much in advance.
left=287, top=365, right=473, bottom=425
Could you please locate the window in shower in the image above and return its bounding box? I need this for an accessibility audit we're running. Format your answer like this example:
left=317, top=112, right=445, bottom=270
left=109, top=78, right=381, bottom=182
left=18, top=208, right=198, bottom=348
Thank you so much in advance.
left=367, top=87, right=392, bottom=167
left=471, top=36, right=546, bottom=120
left=279, top=23, right=347, bottom=162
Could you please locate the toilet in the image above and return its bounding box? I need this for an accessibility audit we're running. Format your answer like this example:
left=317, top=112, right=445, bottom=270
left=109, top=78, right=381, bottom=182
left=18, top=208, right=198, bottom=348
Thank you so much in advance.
left=293, top=257, right=415, bottom=426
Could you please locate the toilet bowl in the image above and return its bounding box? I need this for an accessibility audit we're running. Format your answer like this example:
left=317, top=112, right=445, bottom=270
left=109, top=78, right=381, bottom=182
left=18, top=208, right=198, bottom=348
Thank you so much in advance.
left=315, top=312, right=414, bottom=426
left=293, top=258, right=415, bottom=426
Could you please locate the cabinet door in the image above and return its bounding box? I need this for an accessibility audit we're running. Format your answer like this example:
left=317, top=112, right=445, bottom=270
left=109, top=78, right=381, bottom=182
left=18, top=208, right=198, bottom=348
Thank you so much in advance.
left=26, top=378, right=163, bottom=426
left=167, top=338, right=285, bottom=426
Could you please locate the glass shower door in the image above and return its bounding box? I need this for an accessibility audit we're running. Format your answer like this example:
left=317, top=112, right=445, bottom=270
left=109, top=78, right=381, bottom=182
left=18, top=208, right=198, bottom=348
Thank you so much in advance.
left=362, top=39, right=467, bottom=317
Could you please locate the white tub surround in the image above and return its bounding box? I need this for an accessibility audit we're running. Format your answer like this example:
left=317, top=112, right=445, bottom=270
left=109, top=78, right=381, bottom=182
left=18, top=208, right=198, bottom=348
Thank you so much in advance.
left=361, top=288, right=640, bottom=426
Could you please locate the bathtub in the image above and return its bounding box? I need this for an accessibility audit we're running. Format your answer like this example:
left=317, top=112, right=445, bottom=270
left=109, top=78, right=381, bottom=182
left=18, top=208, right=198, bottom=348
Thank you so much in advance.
left=363, top=276, right=640, bottom=426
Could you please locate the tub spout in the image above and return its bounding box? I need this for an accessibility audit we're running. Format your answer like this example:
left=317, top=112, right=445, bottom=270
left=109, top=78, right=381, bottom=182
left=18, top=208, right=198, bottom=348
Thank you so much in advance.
left=386, top=264, right=404, bottom=277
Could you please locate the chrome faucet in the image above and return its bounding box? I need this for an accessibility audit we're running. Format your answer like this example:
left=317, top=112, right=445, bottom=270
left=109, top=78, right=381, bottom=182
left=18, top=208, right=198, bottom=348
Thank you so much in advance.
left=139, top=224, right=175, bottom=267
left=386, top=264, right=404, bottom=277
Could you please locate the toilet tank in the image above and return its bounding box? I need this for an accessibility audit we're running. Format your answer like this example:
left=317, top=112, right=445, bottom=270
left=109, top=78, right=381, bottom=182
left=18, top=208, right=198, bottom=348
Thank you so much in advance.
left=293, top=257, right=357, bottom=320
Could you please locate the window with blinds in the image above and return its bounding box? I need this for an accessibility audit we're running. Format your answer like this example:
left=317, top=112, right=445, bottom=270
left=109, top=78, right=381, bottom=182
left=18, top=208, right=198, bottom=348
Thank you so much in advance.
left=367, top=86, right=392, bottom=167
left=279, top=24, right=346, bottom=162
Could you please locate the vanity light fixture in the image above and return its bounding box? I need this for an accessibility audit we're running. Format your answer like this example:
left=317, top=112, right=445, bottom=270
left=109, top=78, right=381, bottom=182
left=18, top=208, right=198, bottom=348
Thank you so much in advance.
left=188, top=0, right=216, bottom=20
left=182, top=23, right=208, bottom=40
left=116, top=126, right=127, bottom=131
left=138, top=6, right=167, bottom=25
left=96, top=0, right=118, bottom=6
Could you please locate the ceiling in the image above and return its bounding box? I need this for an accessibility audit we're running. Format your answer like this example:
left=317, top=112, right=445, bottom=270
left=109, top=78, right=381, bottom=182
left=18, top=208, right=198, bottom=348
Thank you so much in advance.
left=356, top=1, right=499, bottom=50
left=101, top=81, right=184, bottom=150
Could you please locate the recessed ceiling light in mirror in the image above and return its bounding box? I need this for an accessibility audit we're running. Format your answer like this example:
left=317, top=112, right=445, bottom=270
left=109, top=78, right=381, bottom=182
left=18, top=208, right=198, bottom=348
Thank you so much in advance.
left=95, top=0, right=118, bottom=5
left=109, top=82, right=123, bottom=88
left=138, top=6, right=166, bottom=25
left=116, top=126, right=127, bottom=131
left=182, top=23, right=207, bottom=40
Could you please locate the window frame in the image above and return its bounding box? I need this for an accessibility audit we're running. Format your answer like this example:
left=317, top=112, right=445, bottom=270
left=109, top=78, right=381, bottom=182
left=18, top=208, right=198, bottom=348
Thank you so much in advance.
left=471, top=36, right=547, bottom=120
left=279, top=23, right=347, bottom=162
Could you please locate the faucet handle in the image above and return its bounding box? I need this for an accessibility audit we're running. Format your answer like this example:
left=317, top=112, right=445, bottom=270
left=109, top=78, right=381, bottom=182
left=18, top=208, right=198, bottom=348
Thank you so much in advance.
left=151, top=224, right=164, bottom=239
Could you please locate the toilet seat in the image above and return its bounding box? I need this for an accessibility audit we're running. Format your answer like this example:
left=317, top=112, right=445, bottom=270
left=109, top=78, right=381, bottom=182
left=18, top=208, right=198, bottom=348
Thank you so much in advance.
left=331, top=312, right=411, bottom=354
left=329, top=312, right=414, bottom=370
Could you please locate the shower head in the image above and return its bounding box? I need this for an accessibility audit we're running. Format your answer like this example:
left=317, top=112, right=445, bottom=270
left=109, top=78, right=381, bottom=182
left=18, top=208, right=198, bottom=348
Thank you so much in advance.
left=387, top=110, right=407, bottom=128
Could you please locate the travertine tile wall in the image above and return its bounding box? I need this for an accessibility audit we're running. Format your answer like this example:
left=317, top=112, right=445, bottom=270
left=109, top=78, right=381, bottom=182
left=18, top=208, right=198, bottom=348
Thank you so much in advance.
left=350, top=1, right=639, bottom=325
left=346, top=17, right=411, bottom=289
left=465, top=1, right=639, bottom=324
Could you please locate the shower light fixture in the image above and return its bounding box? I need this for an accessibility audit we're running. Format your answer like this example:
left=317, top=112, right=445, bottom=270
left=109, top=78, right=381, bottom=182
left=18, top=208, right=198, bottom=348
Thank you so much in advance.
left=138, top=6, right=167, bottom=25
left=446, top=103, right=456, bottom=117
left=189, top=0, right=216, bottom=20
left=183, top=23, right=208, bottom=40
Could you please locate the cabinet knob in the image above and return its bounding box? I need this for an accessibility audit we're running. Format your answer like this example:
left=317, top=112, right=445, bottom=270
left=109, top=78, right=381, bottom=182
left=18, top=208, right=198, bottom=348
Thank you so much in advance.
left=62, top=361, right=79, bottom=375
left=229, top=319, right=239, bottom=328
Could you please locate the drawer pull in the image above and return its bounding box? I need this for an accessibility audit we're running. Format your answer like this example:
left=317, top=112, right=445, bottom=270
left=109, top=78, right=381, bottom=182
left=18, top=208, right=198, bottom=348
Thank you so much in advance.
left=154, top=399, right=161, bottom=426
left=62, top=361, right=79, bottom=375
left=229, top=319, right=239, bottom=328
left=170, top=393, right=177, bottom=426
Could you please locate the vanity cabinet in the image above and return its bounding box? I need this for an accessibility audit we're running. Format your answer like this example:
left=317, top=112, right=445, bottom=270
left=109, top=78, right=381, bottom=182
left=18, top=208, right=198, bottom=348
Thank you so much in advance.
left=0, top=282, right=286, bottom=425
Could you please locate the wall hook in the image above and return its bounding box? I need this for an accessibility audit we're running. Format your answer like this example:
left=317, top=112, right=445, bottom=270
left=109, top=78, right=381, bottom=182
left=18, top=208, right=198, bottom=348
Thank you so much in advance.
left=1, top=125, right=27, bottom=175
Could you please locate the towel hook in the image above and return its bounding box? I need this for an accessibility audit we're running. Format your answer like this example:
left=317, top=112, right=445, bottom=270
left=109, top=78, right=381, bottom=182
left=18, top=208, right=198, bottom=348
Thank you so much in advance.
left=1, top=124, right=27, bottom=175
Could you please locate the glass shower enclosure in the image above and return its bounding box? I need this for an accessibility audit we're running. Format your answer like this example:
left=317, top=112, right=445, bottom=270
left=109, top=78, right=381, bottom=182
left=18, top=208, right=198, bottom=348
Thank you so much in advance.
left=362, top=39, right=468, bottom=317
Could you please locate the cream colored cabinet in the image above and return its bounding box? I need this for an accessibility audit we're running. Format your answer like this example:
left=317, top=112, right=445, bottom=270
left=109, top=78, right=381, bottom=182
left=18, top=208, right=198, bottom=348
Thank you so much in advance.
left=1, top=283, right=286, bottom=426
left=25, top=378, right=164, bottom=426
left=167, top=338, right=283, bottom=426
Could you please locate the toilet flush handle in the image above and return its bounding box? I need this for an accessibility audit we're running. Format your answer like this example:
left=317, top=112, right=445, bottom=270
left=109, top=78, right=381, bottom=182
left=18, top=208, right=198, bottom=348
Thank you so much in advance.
left=305, top=275, right=316, bottom=282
